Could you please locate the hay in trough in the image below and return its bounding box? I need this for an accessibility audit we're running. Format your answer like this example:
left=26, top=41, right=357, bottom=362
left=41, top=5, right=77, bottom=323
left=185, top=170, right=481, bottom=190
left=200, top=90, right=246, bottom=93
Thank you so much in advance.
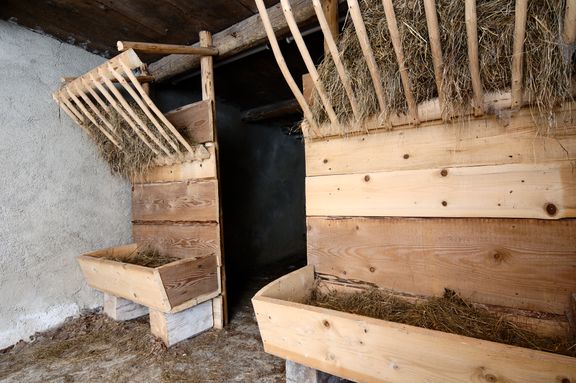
left=307, top=286, right=576, bottom=357
left=311, top=0, right=573, bottom=133
left=102, top=245, right=179, bottom=268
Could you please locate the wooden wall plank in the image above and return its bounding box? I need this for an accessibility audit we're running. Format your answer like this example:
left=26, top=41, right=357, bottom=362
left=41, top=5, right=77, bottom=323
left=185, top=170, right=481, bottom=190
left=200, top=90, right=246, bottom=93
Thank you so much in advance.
left=306, top=161, right=576, bottom=219
left=307, top=217, right=576, bottom=314
left=133, top=223, right=220, bottom=259
left=305, top=109, right=576, bottom=176
left=132, top=179, right=219, bottom=222
left=150, top=300, right=213, bottom=347
left=165, top=100, right=214, bottom=144
left=157, top=255, right=219, bottom=308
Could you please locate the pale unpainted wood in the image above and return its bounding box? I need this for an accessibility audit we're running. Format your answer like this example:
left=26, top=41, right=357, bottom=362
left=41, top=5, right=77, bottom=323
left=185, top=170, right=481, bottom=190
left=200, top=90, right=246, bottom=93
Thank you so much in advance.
left=313, top=0, right=360, bottom=121
left=254, top=0, right=320, bottom=134
left=157, top=255, right=219, bottom=308
left=252, top=267, right=576, bottom=383
left=511, top=0, right=528, bottom=109
left=200, top=30, right=216, bottom=142
left=241, top=99, right=302, bottom=122
left=132, top=146, right=217, bottom=183
left=254, top=265, right=315, bottom=302
left=304, top=106, right=576, bottom=176
left=132, top=179, right=219, bottom=222
left=77, top=249, right=171, bottom=312
left=133, top=223, right=220, bottom=259
left=72, top=82, right=119, bottom=139
left=98, top=68, right=170, bottom=155
left=423, top=0, right=445, bottom=117
left=56, top=93, right=84, bottom=123
left=149, top=0, right=317, bottom=82
left=281, top=0, right=338, bottom=126
left=212, top=296, right=224, bottom=329
left=88, top=72, right=158, bottom=154
left=81, top=77, right=110, bottom=113
left=286, top=360, right=346, bottom=383
left=117, top=41, right=218, bottom=56
left=465, top=0, right=484, bottom=116
left=150, top=300, right=213, bottom=346
left=381, top=0, right=419, bottom=124
left=306, top=161, right=576, bottom=219
left=307, top=216, right=576, bottom=315
left=563, top=0, right=576, bottom=44
left=61, top=75, right=154, bottom=85
left=164, top=100, right=213, bottom=144
left=118, top=57, right=195, bottom=154
left=321, top=0, right=339, bottom=53
left=346, top=0, right=388, bottom=119
left=103, top=293, right=149, bottom=321
left=108, top=63, right=180, bottom=154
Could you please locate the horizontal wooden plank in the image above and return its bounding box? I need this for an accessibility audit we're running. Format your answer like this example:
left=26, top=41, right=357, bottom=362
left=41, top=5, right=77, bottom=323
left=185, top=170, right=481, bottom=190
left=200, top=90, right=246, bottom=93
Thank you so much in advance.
left=133, top=223, right=220, bottom=259
left=157, top=255, right=219, bottom=308
left=307, top=217, right=576, bottom=315
left=150, top=300, right=214, bottom=347
left=134, top=145, right=217, bottom=183
left=132, top=179, right=219, bottom=222
left=305, top=107, right=576, bottom=176
left=253, top=267, right=576, bottom=383
left=306, top=161, right=576, bottom=219
left=165, top=100, right=214, bottom=144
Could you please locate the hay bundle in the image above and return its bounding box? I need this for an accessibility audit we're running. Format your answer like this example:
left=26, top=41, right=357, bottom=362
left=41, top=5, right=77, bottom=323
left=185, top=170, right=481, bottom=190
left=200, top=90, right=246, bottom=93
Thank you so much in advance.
left=84, top=103, right=188, bottom=180
left=307, top=286, right=576, bottom=357
left=311, top=0, right=573, bottom=133
left=102, top=244, right=179, bottom=268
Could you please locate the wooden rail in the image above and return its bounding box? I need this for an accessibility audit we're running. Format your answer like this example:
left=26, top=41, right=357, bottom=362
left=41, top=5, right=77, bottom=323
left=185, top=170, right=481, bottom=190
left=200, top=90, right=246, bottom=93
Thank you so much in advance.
left=117, top=41, right=219, bottom=56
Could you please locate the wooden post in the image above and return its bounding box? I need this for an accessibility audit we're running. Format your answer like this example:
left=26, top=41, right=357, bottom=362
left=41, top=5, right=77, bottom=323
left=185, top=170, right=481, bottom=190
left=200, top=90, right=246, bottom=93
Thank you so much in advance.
left=423, top=0, right=446, bottom=119
left=511, top=0, right=528, bottom=110
left=563, top=0, right=576, bottom=45
left=103, top=293, right=148, bottom=321
left=322, top=0, right=339, bottom=54
left=149, top=300, right=213, bottom=347
left=200, top=30, right=226, bottom=329
left=465, top=0, right=484, bottom=116
left=117, top=41, right=219, bottom=55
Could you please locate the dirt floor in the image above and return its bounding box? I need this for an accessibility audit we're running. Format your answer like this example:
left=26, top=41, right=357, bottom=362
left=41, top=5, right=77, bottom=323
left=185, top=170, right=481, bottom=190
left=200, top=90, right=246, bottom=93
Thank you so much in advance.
left=0, top=272, right=290, bottom=383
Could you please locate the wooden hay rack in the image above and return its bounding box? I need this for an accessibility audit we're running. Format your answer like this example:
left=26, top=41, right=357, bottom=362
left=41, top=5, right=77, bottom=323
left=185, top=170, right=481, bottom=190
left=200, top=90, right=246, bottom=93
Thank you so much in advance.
left=253, top=1, right=576, bottom=382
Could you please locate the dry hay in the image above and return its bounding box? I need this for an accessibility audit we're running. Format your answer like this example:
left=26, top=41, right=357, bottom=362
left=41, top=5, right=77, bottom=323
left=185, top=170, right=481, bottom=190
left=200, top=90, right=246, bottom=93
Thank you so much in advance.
left=102, top=245, right=179, bottom=268
left=311, top=0, right=573, bottom=133
left=83, top=103, right=190, bottom=180
left=307, top=286, right=576, bottom=357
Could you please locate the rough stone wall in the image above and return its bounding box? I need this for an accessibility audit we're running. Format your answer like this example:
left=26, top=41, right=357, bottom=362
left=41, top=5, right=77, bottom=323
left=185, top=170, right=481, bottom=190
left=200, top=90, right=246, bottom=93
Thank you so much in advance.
left=0, top=21, right=132, bottom=349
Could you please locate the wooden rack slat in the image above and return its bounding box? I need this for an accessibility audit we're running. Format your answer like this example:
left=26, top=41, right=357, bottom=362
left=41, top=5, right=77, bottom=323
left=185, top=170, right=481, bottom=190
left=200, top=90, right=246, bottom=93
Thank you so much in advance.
left=59, top=94, right=85, bottom=123
left=511, top=0, right=528, bottom=110
left=312, top=0, right=360, bottom=121
left=108, top=63, right=180, bottom=154
left=423, top=0, right=445, bottom=118
left=346, top=0, right=388, bottom=121
left=118, top=58, right=195, bottom=154
left=73, top=82, right=120, bottom=138
left=87, top=72, right=159, bottom=155
left=382, top=0, right=419, bottom=124
left=281, top=0, right=339, bottom=125
left=81, top=78, right=110, bottom=113
left=98, top=68, right=170, bottom=155
left=564, top=0, right=576, bottom=44
left=465, top=0, right=484, bottom=116
left=254, top=0, right=320, bottom=135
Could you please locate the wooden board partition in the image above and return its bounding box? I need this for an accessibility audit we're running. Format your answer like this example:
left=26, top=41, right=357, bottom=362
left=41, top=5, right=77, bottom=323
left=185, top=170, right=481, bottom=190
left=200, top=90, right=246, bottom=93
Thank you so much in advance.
left=165, top=100, right=214, bottom=144
left=307, top=216, right=576, bottom=315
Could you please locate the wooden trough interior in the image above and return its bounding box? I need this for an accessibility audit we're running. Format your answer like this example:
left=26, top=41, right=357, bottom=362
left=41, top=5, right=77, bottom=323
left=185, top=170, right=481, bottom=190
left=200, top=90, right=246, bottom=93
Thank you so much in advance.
left=253, top=0, right=576, bottom=381
left=54, top=32, right=226, bottom=346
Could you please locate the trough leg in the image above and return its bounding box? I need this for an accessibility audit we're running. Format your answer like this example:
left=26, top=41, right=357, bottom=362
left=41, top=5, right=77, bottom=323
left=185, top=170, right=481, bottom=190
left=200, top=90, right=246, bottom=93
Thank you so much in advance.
left=286, top=360, right=353, bottom=383
left=149, top=300, right=213, bottom=347
left=103, top=293, right=148, bottom=321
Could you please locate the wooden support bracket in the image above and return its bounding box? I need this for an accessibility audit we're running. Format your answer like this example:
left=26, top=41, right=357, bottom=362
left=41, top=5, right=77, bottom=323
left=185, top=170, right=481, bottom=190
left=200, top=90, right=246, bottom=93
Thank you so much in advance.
left=149, top=300, right=213, bottom=347
left=103, top=293, right=149, bottom=321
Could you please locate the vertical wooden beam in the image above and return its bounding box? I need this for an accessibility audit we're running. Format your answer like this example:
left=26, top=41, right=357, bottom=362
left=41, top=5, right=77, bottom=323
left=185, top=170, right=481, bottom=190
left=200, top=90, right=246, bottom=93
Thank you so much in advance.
left=254, top=0, right=320, bottom=134
left=281, top=0, right=339, bottom=126
left=511, top=0, right=528, bottom=110
left=382, top=0, right=419, bottom=124
left=322, top=0, right=339, bottom=54
left=563, top=0, right=576, bottom=45
left=465, top=0, right=484, bottom=116
left=313, top=0, right=360, bottom=121
left=346, top=0, right=388, bottom=121
left=423, top=0, right=445, bottom=118
left=200, top=30, right=227, bottom=329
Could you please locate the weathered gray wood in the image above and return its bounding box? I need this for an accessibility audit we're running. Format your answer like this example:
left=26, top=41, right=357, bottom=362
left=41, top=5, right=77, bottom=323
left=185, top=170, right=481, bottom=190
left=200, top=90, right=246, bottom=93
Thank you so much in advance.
left=103, top=293, right=148, bottom=321
left=149, top=300, right=213, bottom=346
left=286, top=360, right=352, bottom=383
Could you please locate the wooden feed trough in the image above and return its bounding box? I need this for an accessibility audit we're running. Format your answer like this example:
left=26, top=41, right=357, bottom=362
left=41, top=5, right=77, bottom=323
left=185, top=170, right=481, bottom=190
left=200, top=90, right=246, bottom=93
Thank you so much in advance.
left=253, top=0, right=576, bottom=381
left=54, top=32, right=226, bottom=346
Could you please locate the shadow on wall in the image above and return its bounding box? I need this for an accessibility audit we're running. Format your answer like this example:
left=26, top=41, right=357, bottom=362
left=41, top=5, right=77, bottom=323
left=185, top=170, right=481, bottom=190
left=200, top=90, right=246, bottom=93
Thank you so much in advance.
left=153, top=87, right=307, bottom=309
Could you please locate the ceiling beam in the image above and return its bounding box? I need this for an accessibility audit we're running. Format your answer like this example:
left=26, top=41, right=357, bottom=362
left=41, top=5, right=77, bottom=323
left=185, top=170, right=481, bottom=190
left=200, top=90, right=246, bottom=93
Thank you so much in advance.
left=148, top=0, right=317, bottom=83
